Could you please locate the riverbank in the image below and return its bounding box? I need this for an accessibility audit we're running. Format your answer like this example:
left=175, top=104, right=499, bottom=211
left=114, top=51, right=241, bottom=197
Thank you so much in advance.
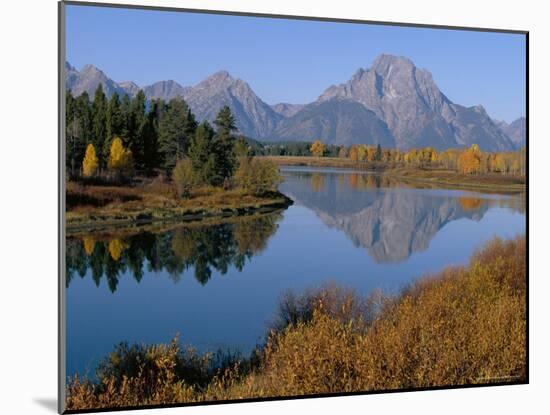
left=66, top=181, right=293, bottom=232
left=384, top=167, right=526, bottom=192
left=262, top=156, right=526, bottom=192
left=66, top=235, right=526, bottom=410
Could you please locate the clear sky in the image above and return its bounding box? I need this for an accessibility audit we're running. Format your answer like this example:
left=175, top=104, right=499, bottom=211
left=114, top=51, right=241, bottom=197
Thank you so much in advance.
left=66, top=4, right=526, bottom=123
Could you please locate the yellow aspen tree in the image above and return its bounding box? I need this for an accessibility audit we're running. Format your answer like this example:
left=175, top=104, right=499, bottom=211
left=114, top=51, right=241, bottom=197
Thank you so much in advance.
left=82, top=143, right=99, bottom=177
left=349, top=146, right=359, bottom=162
left=108, top=238, right=129, bottom=261
left=108, top=137, right=134, bottom=176
left=310, top=140, right=327, bottom=157
left=82, top=237, right=96, bottom=256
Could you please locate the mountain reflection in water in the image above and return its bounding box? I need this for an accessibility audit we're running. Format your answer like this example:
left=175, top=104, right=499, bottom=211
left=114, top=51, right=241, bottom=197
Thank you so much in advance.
left=279, top=169, right=525, bottom=263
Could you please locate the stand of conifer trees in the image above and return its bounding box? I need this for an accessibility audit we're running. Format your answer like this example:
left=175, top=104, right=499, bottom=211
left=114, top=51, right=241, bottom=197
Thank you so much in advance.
left=66, top=85, right=238, bottom=183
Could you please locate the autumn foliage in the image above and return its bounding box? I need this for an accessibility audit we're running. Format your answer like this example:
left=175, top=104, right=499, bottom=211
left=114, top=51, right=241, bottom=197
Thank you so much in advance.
left=66, top=235, right=526, bottom=410
left=337, top=142, right=525, bottom=176
left=82, top=144, right=99, bottom=178
left=107, top=137, right=134, bottom=177
left=310, top=140, right=327, bottom=157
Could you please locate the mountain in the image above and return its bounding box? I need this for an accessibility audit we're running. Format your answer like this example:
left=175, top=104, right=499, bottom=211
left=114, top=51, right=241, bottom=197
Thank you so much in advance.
left=65, top=57, right=522, bottom=151
left=495, top=117, right=526, bottom=148
left=118, top=81, right=141, bottom=97
left=317, top=54, right=515, bottom=151
left=271, top=98, right=395, bottom=146
left=142, top=80, right=191, bottom=101
left=65, top=63, right=126, bottom=98
left=271, top=103, right=305, bottom=117
left=182, top=71, right=283, bottom=138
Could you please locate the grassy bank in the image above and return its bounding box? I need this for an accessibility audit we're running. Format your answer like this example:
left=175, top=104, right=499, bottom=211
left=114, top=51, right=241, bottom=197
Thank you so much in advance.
left=66, top=235, right=526, bottom=410
left=263, top=155, right=526, bottom=191
left=264, top=155, right=381, bottom=169
left=66, top=180, right=293, bottom=232
left=384, top=166, right=526, bottom=192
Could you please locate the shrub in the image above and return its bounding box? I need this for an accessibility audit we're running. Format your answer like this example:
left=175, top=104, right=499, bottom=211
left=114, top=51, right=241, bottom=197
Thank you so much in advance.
left=235, top=157, right=282, bottom=195
left=66, top=235, right=526, bottom=410
left=172, top=158, right=198, bottom=198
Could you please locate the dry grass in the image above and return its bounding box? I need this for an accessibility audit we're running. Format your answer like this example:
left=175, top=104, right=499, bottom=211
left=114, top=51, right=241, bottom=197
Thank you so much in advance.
left=66, top=235, right=526, bottom=410
left=386, top=166, right=526, bottom=190
left=66, top=179, right=292, bottom=230
left=262, top=156, right=526, bottom=190
left=263, top=155, right=389, bottom=170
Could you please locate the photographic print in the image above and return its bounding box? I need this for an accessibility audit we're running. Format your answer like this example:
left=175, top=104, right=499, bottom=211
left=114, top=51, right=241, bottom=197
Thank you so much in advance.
left=60, top=1, right=527, bottom=412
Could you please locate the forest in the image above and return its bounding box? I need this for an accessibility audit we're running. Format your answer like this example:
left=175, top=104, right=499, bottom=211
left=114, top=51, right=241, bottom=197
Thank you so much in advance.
left=66, top=85, right=281, bottom=195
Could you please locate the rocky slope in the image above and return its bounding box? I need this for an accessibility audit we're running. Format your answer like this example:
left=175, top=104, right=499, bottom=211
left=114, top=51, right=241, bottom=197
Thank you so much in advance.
left=65, top=56, right=522, bottom=151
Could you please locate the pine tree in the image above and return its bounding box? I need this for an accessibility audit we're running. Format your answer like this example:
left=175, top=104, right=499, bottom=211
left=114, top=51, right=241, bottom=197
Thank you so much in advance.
left=188, top=121, right=217, bottom=184
left=120, top=93, right=132, bottom=139
left=66, top=91, right=77, bottom=175
left=82, top=143, right=99, bottom=177
left=66, top=91, right=92, bottom=177
left=104, top=92, right=123, bottom=158
left=375, top=143, right=382, bottom=161
left=213, top=105, right=237, bottom=184
left=128, top=90, right=147, bottom=170
left=92, top=85, right=108, bottom=167
left=158, top=98, right=196, bottom=172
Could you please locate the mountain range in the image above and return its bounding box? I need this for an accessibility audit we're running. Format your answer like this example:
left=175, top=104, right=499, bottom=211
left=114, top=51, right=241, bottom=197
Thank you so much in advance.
left=65, top=55, right=525, bottom=151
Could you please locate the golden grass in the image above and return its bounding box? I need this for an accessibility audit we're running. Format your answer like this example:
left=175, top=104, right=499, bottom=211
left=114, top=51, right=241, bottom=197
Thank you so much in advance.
left=66, top=235, right=526, bottom=410
left=386, top=166, right=526, bottom=190
left=261, top=156, right=526, bottom=190
left=66, top=179, right=292, bottom=231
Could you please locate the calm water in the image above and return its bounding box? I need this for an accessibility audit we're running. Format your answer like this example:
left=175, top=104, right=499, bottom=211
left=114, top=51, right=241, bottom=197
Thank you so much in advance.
left=66, top=167, right=525, bottom=378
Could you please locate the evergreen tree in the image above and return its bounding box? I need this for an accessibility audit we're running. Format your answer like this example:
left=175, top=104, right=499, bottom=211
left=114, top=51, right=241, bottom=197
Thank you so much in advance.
left=140, top=113, right=159, bottom=174
left=213, top=105, right=237, bottom=184
left=188, top=121, right=217, bottom=184
left=104, top=92, right=123, bottom=158
left=128, top=90, right=147, bottom=170
left=158, top=98, right=196, bottom=172
left=119, top=93, right=132, bottom=139
left=375, top=143, right=382, bottom=161
left=66, top=91, right=92, bottom=177
left=66, top=90, right=77, bottom=175
left=92, top=85, right=108, bottom=167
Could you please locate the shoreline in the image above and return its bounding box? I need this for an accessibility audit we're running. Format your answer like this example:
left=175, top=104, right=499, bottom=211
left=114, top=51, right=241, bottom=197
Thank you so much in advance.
left=263, top=156, right=526, bottom=193
left=66, top=190, right=293, bottom=233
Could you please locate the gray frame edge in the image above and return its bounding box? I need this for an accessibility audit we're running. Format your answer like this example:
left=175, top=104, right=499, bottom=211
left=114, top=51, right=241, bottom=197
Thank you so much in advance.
left=58, top=1, right=67, bottom=413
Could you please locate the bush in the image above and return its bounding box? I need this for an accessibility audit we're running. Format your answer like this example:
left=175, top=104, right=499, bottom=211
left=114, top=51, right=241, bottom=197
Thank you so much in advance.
left=172, top=158, right=198, bottom=198
left=235, top=157, right=282, bottom=195
left=66, top=235, right=526, bottom=410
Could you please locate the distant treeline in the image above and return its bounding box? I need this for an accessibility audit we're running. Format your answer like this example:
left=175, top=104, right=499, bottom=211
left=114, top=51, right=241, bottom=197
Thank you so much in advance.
left=307, top=140, right=526, bottom=176
left=66, top=85, right=526, bottom=181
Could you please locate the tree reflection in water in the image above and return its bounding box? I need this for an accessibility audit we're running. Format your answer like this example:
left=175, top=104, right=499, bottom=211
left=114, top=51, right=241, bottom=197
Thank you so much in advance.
left=66, top=213, right=283, bottom=292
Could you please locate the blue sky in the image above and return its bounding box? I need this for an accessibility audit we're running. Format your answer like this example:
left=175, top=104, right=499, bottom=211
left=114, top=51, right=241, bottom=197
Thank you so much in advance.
left=66, top=4, right=526, bottom=122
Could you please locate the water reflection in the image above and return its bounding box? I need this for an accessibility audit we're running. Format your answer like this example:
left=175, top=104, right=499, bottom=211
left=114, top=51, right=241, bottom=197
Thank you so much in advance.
left=66, top=213, right=283, bottom=291
left=280, top=169, right=525, bottom=263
